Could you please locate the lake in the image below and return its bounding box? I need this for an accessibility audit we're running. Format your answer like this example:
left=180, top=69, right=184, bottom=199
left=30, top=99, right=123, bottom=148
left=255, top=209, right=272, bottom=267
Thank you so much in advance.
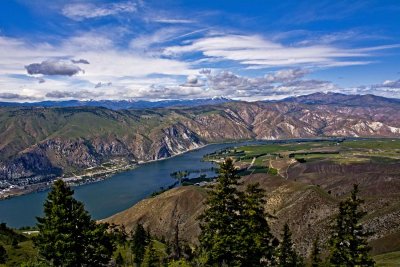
left=0, top=141, right=262, bottom=228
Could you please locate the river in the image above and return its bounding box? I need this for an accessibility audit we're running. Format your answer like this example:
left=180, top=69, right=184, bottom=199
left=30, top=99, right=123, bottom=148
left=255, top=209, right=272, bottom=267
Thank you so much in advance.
left=0, top=141, right=264, bottom=228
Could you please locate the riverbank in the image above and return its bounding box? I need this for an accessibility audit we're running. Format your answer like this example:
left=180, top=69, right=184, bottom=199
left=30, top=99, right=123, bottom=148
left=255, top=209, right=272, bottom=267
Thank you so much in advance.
left=0, top=163, right=137, bottom=200
left=0, top=143, right=212, bottom=200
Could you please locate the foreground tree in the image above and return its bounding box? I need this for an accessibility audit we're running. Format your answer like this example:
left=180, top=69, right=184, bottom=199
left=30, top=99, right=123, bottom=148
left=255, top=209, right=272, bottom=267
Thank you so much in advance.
left=199, top=158, right=278, bottom=266
left=142, top=241, right=159, bottom=267
left=277, top=223, right=304, bottom=267
left=241, top=183, right=278, bottom=266
left=131, top=223, right=149, bottom=266
left=328, top=184, right=374, bottom=266
left=199, top=158, right=244, bottom=266
left=35, top=180, right=114, bottom=266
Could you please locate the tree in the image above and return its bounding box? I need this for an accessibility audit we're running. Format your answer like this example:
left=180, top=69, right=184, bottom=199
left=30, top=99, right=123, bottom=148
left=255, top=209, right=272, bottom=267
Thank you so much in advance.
left=0, top=245, right=7, bottom=264
left=199, top=159, right=279, bottom=266
left=110, top=224, right=128, bottom=247
left=277, top=223, right=303, bottom=267
left=115, top=252, right=124, bottom=266
left=35, top=179, right=115, bottom=266
left=328, top=184, right=374, bottom=266
left=131, top=223, right=149, bottom=266
left=142, top=241, right=159, bottom=267
left=240, top=183, right=278, bottom=266
left=198, top=158, right=244, bottom=266
left=310, top=236, right=321, bottom=267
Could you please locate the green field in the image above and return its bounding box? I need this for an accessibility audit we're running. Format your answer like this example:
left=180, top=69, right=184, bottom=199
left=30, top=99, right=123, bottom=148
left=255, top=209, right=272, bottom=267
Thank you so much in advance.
left=204, top=139, right=400, bottom=177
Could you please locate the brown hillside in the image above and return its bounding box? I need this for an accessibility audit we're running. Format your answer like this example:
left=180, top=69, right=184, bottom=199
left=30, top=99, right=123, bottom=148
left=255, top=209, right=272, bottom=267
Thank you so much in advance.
left=104, top=161, right=400, bottom=257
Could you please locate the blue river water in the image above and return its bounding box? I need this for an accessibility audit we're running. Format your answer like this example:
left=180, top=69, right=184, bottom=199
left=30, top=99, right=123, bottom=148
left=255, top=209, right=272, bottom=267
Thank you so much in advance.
left=0, top=141, right=263, bottom=228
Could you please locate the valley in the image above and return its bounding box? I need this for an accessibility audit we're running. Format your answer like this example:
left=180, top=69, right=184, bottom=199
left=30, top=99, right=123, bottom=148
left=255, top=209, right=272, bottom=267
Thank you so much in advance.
left=1, top=93, right=400, bottom=199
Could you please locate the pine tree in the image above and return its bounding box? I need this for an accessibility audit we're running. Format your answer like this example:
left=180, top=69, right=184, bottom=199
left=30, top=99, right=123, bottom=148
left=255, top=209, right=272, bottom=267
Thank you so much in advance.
left=277, top=223, right=304, bottom=267
left=143, top=241, right=159, bottom=267
left=240, top=183, right=278, bottom=266
left=328, top=184, right=374, bottom=267
left=0, top=245, right=7, bottom=264
left=310, top=236, right=321, bottom=267
left=35, top=179, right=114, bottom=266
left=132, top=223, right=148, bottom=266
left=115, top=252, right=124, bottom=266
left=198, top=158, right=244, bottom=266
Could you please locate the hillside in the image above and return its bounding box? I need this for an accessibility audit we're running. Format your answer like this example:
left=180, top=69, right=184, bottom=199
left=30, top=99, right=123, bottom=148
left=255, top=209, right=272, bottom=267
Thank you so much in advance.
left=104, top=139, right=400, bottom=259
left=1, top=93, right=400, bottom=189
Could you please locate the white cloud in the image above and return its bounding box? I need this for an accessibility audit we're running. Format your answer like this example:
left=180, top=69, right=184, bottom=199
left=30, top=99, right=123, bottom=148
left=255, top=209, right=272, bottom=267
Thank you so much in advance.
left=129, top=28, right=184, bottom=50
left=381, top=79, right=400, bottom=88
left=62, top=1, right=138, bottom=21
left=153, top=18, right=194, bottom=24
left=163, top=34, right=398, bottom=69
left=265, top=68, right=309, bottom=83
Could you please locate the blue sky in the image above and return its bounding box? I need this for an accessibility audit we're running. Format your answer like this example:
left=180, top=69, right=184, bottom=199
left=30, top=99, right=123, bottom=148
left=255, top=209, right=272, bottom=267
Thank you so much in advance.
left=0, top=0, right=400, bottom=101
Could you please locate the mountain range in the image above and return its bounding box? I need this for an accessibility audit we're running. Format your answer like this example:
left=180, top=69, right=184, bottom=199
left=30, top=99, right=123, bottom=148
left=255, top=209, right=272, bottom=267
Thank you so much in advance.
left=0, top=97, right=231, bottom=110
left=1, top=92, right=400, bottom=181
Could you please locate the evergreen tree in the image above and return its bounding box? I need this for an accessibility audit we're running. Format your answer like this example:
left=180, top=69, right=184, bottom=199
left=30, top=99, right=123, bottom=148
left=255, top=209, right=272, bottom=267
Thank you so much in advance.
left=143, top=241, right=159, bottom=267
left=310, top=236, right=321, bottom=267
left=110, top=224, right=128, bottom=247
left=240, top=183, right=278, bottom=266
left=198, top=158, right=244, bottom=266
left=115, top=252, right=124, bottom=266
left=0, top=244, right=7, bottom=264
left=35, top=179, right=114, bottom=266
left=277, top=223, right=303, bottom=267
left=328, top=184, right=374, bottom=267
left=132, top=223, right=148, bottom=266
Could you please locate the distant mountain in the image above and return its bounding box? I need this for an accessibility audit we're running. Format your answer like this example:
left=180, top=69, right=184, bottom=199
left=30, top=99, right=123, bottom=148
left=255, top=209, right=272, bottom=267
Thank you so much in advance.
left=1, top=93, right=400, bottom=182
left=278, top=92, right=400, bottom=107
left=0, top=97, right=232, bottom=110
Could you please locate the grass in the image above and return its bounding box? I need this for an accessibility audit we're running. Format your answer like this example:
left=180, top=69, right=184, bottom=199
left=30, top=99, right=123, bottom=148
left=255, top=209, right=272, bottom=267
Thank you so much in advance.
left=1, top=240, right=38, bottom=266
left=374, top=251, right=400, bottom=267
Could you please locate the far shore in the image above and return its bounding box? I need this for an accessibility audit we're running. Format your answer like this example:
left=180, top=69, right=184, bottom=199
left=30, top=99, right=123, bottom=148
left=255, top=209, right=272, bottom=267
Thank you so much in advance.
left=0, top=143, right=212, bottom=201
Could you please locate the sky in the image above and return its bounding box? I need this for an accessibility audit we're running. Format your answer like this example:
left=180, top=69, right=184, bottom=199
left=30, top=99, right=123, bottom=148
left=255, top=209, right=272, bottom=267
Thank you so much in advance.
left=0, top=0, right=400, bottom=102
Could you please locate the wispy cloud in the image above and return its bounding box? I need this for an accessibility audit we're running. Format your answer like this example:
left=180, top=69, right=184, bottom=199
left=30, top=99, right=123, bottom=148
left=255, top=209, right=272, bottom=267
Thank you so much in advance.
left=164, top=34, right=398, bottom=69
left=153, top=18, right=194, bottom=24
left=62, top=1, right=138, bottom=21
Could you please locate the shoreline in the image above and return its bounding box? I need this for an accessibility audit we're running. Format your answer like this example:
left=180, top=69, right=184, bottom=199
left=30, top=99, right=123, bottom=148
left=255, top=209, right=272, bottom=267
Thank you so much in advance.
left=0, top=143, right=212, bottom=201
